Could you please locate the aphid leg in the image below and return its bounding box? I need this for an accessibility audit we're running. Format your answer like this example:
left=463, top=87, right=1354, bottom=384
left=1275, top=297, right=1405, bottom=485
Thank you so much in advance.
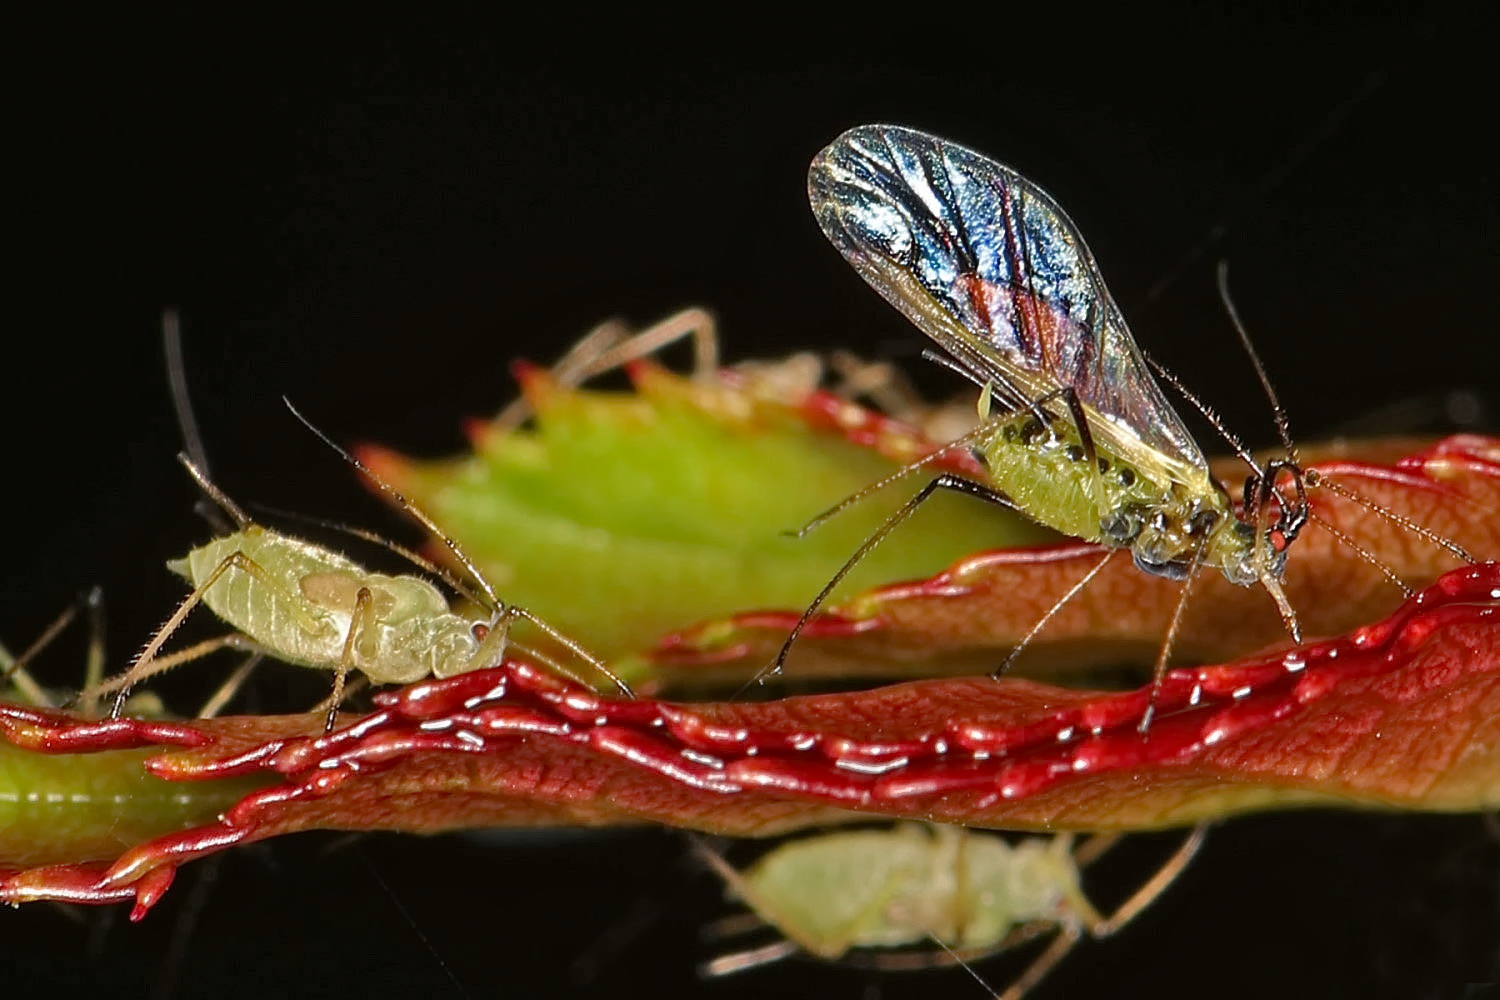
left=827, top=350, right=931, bottom=421
left=694, top=836, right=883, bottom=962
left=996, top=923, right=1085, bottom=1000
left=87, top=634, right=260, bottom=711
left=322, top=585, right=375, bottom=732
left=493, top=307, right=720, bottom=432
left=699, top=939, right=801, bottom=977
left=1002, top=826, right=1205, bottom=1000
left=992, top=548, right=1118, bottom=679
left=573, top=307, right=718, bottom=385
left=178, top=455, right=252, bottom=529
left=0, top=587, right=103, bottom=709
left=94, top=549, right=309, bottom=717
left=194, top=652, right=265, bottom=719
left=1140, top=539, right=1210, bottom=734
left=691, top=839, right=828, bottom=966
left=1070, top=832, right=1119, bottom=868
left=0, top=600, right=82, bottom=707
left=79, top=585, right=107, bottom=706
left=786, top=419, right=1008, bottom=540
left=951, top=821, right=973, bottom=944
left=755, top=473, right=1019, bottom=689
left=1089, top=824, right=1207, bottom=936
left=490, top=317, right=630, bottom=431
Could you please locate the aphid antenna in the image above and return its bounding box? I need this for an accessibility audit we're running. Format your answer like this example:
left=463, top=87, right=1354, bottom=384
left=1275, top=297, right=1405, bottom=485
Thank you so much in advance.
left=1141, top=354, right=1258, bottom=473
left=1216, top=262, right=1301, bottom=469
left=283, top=398, right=502, bottom=612
left=1308, top=512, right=1414, bottom=597
left=283, top=398, right=635, bottom=699
left=243, top=501, right=483, bottom=607
left=1304, top=470, right=1477, bottom=564
left=1151, top=275, right=1475, bottom=600
left=351, top=842, right=474, bottom=1000
left=162, top=309, right=236, bottom=534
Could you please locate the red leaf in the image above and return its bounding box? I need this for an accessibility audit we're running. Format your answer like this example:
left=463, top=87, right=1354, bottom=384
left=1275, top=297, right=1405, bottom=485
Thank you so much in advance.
left=3, top=562, right=1494, bottom=917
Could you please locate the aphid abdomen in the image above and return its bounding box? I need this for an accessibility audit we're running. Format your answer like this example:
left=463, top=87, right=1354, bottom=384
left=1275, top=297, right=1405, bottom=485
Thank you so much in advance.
left=740, top=825, right=934, bottom=957
left=978, top=416, right=1163, bottom=546
left=167, top=528, right=364, bottom=671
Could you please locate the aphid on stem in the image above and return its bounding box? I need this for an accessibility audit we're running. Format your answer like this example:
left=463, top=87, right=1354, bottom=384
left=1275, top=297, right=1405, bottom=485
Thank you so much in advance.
left=765, top=124, right=1473, bottom=724
left=699, top=823, right=1205, bottom=1000
left=88, top=320, right=631, bottom=729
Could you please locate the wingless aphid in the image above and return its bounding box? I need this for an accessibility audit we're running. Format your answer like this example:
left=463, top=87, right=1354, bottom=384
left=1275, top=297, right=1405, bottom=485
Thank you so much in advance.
left=700, top=823, right=1205, bottom=1000
left=89, top=434, right=633, bottom=729
left=88, top=321, right=632, bottom=728
left=764, top=124, right=1332, bottom=715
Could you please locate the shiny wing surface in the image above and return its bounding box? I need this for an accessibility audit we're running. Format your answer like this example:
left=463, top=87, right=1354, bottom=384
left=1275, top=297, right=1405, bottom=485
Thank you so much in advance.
left=808, top=124, right=1205, bottom=473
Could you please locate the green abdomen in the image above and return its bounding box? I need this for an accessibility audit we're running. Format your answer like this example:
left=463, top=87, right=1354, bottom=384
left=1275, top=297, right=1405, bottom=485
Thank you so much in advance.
left=976, top=417, right=1165, bottom=543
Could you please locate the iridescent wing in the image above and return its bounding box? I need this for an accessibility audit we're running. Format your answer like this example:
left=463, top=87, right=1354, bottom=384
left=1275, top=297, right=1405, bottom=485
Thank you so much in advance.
left=808, top=124, right=1206, bottom=477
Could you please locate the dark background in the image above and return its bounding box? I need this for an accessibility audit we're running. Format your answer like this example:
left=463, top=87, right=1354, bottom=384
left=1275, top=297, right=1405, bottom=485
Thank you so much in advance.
left=5, top=10, right=1496, bottom=999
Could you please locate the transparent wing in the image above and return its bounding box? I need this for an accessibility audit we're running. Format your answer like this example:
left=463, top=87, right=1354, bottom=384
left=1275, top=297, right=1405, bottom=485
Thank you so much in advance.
left=808, top=124, right=1206, bottom=474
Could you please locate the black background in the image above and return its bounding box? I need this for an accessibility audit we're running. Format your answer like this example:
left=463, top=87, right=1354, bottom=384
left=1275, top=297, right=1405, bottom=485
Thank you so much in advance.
left=5, top=9, right=1497, bottom=1000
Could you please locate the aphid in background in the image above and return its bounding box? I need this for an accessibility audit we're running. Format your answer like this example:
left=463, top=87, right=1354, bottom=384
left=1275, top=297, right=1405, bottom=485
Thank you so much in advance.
left=491, top=305, right=954, bottom=435
left=768, top=124, right=1473, bottom=714
left=699, top=823, right=1205, bottom=1000
left=0, top=589, right=239, bottom=721
left=491, top=307, right=721, bottom=432
left=88, top=318, right=631, bottom=728
left=1, top=589, right=112, bottom=712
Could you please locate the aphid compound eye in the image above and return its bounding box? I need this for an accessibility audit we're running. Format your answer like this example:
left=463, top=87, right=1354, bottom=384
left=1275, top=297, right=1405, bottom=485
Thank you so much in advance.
left=1116, top=466, right=1136, bottom=487
left=1064, top=443, right=1085, bottom=463
left=1019, top=418, right=1048, bottom=445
